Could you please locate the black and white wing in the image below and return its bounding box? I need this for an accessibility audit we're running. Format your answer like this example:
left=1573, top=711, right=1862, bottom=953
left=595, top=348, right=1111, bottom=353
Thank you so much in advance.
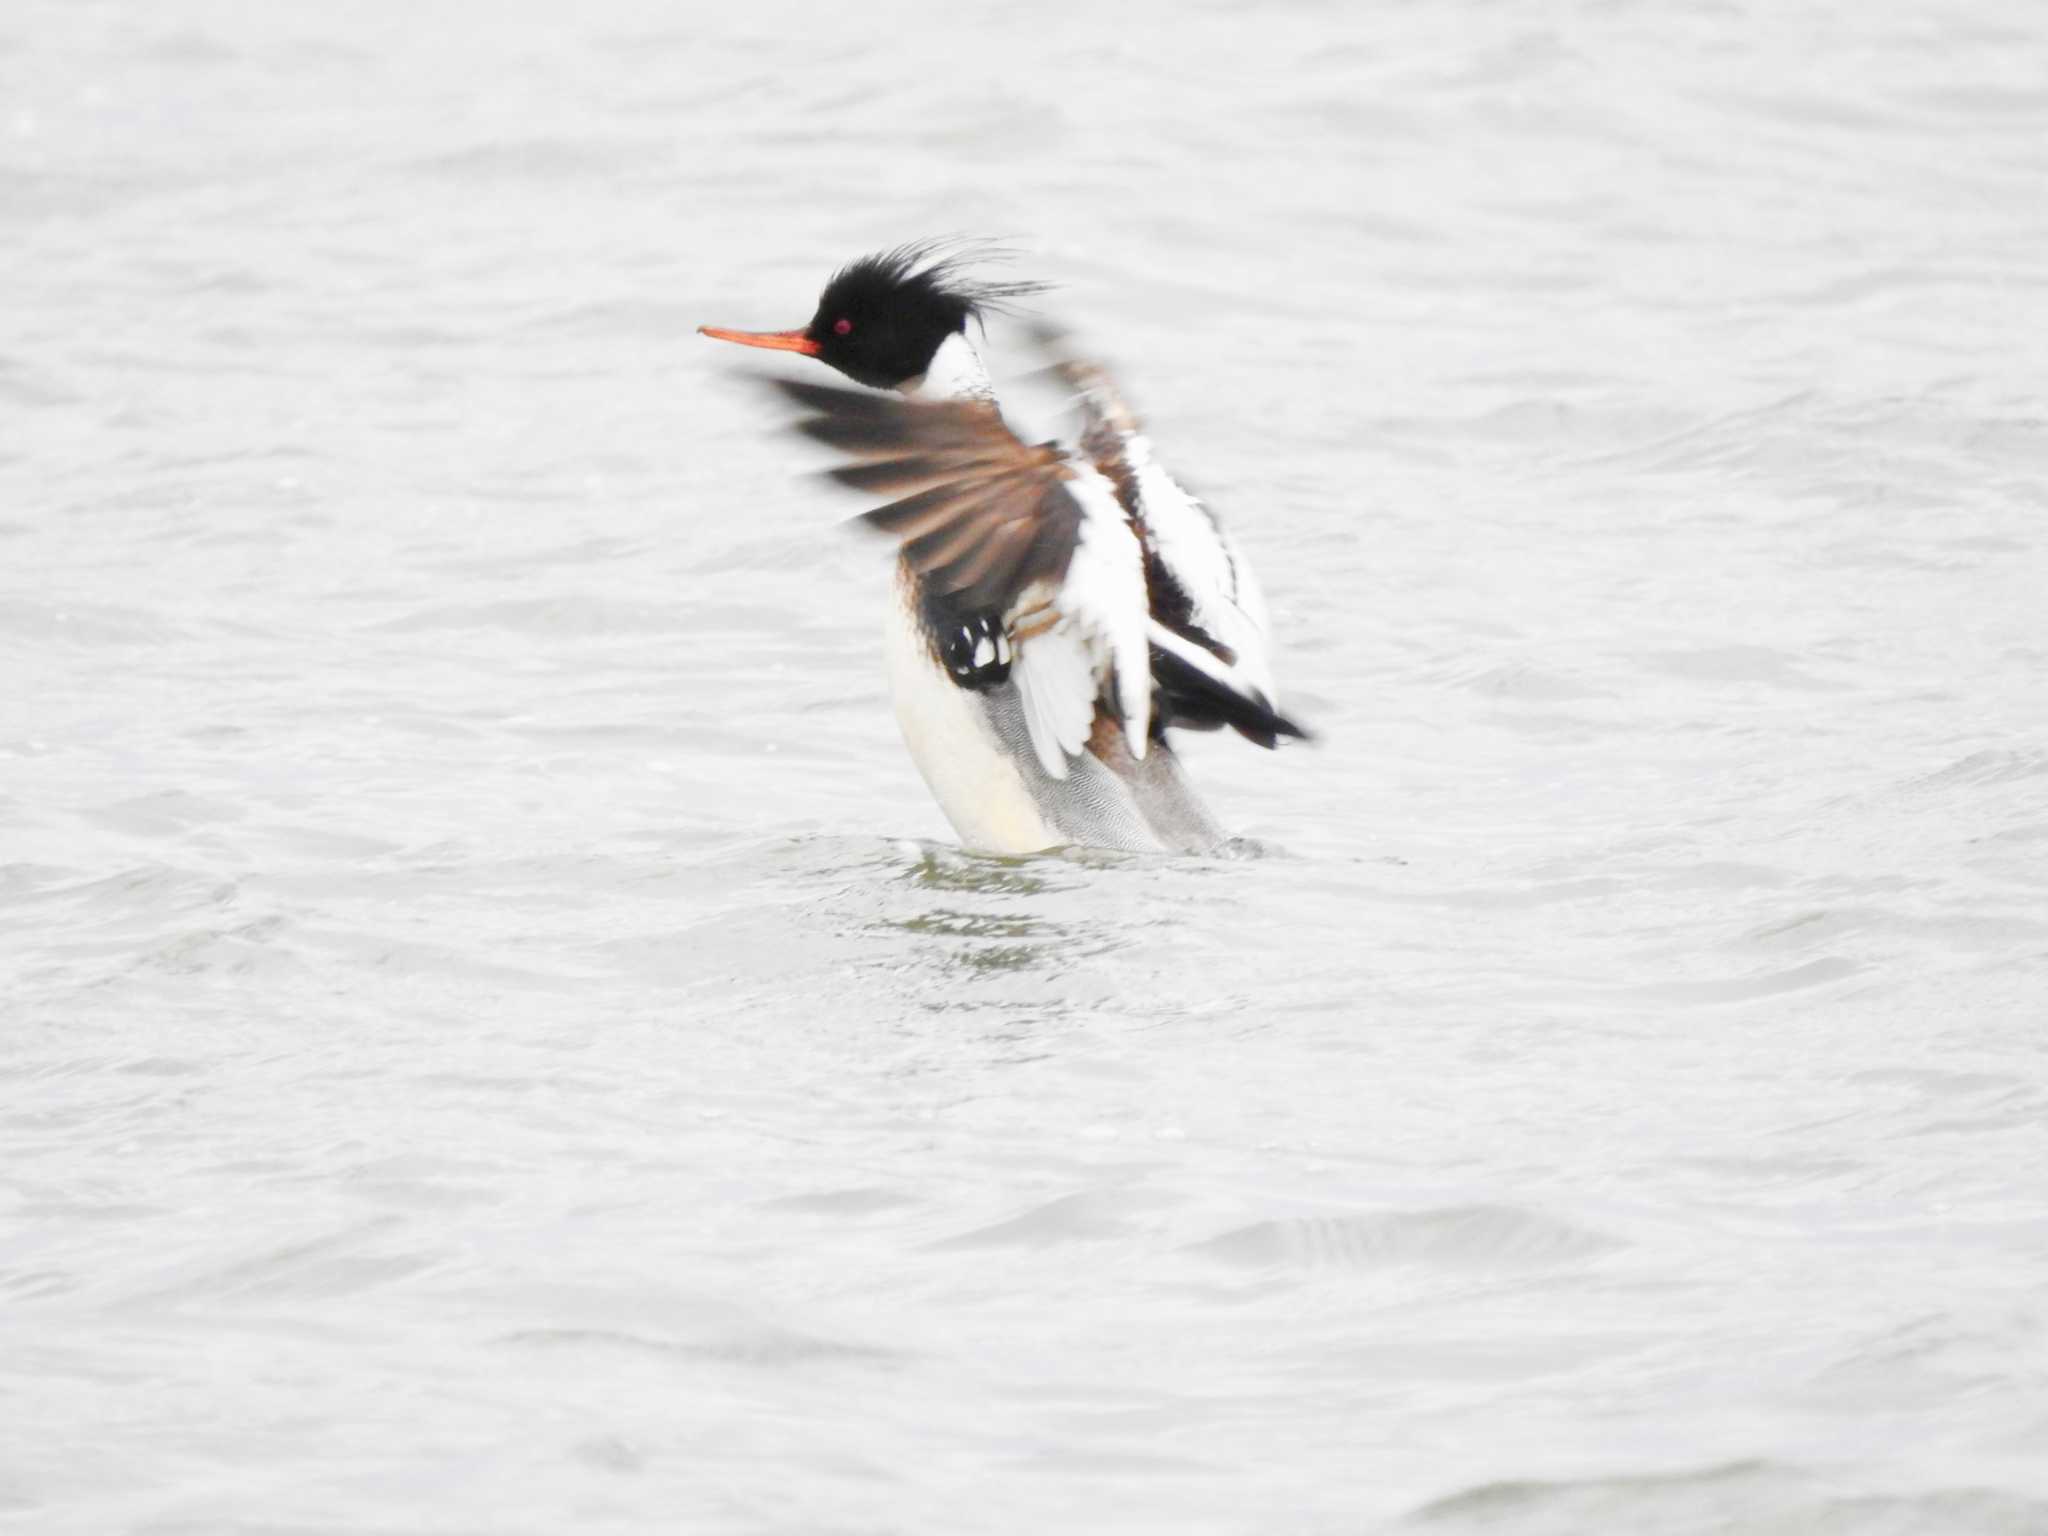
left=1041, top=341, right=1304, bottom=750
left=767, top=377, right=1150, bottom=781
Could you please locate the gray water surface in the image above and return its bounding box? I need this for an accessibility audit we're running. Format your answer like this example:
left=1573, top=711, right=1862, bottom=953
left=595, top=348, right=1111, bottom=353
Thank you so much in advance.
left=6, top=2, right=2048, bottom=1532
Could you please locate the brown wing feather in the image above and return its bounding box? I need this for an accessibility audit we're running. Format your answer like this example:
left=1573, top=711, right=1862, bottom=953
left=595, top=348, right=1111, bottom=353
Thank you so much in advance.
left=764, top=376, right=1086, bottom=616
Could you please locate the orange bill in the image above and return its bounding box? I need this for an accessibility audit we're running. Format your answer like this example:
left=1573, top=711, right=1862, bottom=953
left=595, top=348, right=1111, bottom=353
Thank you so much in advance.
left=697, top=325, right=821, bottom=356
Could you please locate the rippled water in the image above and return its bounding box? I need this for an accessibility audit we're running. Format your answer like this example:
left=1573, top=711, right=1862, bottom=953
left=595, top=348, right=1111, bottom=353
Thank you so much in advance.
left=6, top=2, right=2048, bottom=1531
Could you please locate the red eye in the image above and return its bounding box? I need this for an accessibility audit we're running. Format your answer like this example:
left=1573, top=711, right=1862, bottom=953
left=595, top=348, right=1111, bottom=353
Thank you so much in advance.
left=833, top=317, right=853, bottom=336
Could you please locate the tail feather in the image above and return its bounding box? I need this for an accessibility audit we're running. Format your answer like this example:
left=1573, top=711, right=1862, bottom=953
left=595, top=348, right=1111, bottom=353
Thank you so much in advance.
left=1145, top=620, right=1311, bottom=750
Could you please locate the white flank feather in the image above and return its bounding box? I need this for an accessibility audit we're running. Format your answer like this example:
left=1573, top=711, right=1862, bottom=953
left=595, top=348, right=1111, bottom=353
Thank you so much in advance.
left=1007, top=469, right=1152, bottom=777
left=1011, top=622, right=1092, bottom=779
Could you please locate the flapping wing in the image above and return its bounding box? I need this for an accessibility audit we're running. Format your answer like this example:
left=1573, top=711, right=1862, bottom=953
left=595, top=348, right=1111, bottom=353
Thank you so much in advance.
left=768, top=377, right=1079, bottom=615
left=766, top=376, right=1151, bottom=779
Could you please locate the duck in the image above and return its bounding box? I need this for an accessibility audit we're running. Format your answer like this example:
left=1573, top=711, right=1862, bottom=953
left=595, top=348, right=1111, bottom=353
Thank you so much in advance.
left=700, top=241, right=1307, bottom=855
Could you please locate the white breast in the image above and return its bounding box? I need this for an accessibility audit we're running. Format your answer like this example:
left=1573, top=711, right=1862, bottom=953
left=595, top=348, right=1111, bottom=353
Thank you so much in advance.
left=882, top=566, right=1062, bottom=854
left=883, top=565, right=1205, bottom=855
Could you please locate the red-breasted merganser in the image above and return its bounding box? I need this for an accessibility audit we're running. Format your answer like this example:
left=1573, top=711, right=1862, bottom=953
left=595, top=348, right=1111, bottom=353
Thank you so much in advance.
left=700, top=242, right=1307, bottom=855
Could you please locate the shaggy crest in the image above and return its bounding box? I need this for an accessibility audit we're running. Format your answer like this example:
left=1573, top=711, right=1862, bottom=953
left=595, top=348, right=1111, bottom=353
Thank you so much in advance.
left=818, top=239, right=1051, bottom=330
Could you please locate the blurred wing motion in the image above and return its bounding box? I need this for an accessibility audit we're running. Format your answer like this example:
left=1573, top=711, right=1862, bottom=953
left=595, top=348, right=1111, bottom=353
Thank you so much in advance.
left=766, top=356, right=1307, bottom=782
left=767, top=376, right=1149, bottom=780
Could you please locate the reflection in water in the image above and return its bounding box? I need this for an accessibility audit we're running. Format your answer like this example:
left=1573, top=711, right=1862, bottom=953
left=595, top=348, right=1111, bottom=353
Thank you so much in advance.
left=899, top=842, right=1065, bottom=896
left=880, top=842, right=1109, bottom=977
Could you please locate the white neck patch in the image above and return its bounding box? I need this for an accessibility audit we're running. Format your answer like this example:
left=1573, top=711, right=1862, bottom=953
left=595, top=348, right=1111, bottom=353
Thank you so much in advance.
left=906, top=330, right=994, bottom=403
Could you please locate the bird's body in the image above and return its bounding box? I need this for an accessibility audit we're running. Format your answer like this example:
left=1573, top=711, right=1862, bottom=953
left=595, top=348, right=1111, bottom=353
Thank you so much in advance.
left=882, top=558, right=1234, bottom=856
left=701, top=244, right=1306, bottom=855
